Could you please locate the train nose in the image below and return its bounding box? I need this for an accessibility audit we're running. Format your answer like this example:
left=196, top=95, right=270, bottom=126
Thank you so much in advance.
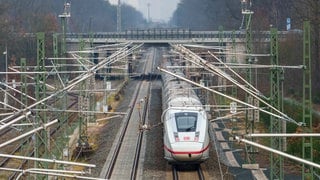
left=171, top=142, right=204, bottom=161
left=172, top=153, right=202, bottom=162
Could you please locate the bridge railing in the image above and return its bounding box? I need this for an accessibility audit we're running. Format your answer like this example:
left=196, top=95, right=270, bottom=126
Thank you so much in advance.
left=65, top=29, right=302, bottom=42
left=125, top=29, right=192, bottom=40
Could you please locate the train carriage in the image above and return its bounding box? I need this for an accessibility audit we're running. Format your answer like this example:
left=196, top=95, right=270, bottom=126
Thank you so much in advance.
left=161, top=60, right=210, bottom=164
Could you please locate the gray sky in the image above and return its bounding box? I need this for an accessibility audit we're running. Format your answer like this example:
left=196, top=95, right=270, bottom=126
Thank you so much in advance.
left=109, top=0, right=180, bottom=22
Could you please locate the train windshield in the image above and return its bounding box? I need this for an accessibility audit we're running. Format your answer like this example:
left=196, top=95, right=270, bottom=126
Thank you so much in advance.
left=175, top=112, right=197, bottom=132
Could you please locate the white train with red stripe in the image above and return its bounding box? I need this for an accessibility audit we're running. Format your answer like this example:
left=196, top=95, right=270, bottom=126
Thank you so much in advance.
left=161, top=60, right=210, bottom=164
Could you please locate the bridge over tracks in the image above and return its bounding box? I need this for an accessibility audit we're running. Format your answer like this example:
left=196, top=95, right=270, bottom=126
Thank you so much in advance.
left=66, top=29, right=301, bottom=44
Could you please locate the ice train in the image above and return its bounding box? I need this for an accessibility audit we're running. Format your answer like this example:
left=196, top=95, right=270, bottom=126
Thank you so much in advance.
left=161, top=59, right=210, bottom=164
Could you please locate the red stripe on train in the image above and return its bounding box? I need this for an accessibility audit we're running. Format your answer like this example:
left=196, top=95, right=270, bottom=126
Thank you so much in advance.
left=164, top=144, right=210, bottom=155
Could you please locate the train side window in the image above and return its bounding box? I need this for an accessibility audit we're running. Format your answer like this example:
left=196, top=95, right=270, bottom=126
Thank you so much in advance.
left=175, top=112, right=197, bottom=132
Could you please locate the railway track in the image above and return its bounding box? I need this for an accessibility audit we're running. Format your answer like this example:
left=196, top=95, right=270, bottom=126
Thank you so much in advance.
left=172, top=165, right=205, bottom=180
left=100, top=48, right=155, bottom=179
left=103, top=80, right=150, bottom=179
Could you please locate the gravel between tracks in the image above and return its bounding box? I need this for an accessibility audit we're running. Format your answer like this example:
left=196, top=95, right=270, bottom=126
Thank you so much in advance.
left=142, top=80, right=165, bottom=179
left=87, top=79, right=137, bottom=177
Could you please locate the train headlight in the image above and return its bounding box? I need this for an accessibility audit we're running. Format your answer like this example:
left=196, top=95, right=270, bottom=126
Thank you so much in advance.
left=194, top=131, right=200, bottom=142
left=174, top=132, right=180, bottom=142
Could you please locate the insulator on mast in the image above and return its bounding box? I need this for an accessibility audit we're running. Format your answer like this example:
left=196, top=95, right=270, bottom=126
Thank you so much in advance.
left=241, top=0, right=253, bottom=15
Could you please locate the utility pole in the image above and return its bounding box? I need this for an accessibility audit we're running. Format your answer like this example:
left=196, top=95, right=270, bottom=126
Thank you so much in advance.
left=302, top=20, right=313, bottom=180
left=58, top=2, right=71, bottom=162
left=231, top=30, right=238, bottom=98
left=270, top=27, right=284, bottom=180
left=117, top=0, right=122, bottom=32
left=59, top=2, right=71, bottom=56
left=35, top=32, right=48, bottom=179
left=76, top=40, right=93, bottom=155
left=218, top=25, right=226, bottom=105
left=241, top=0, right=256, bottom=164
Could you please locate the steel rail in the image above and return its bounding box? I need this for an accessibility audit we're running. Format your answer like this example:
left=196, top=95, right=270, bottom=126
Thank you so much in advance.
left=172, top=165, right=205, bottom=180
left=172, top=165, right=179, bottom=180
left=102, top=46, right=151, bottom=179
left=104, top=72, right=145, bottom=179
left=197, top=165, right=205, bottom=180
left=130, top=48, right=155, bottom=180
left=130, top=84, right=149, bottom=180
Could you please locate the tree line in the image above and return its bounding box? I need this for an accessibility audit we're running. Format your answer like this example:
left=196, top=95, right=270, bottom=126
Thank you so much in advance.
left=170, top=0, right=320, bottom=102
left=0, top=0, right=146, bottom=70
left=170, top=0, right=320, bottom=173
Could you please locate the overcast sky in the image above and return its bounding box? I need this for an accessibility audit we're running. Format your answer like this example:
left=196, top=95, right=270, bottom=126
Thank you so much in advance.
left=109, top=0, right=180, bottom=22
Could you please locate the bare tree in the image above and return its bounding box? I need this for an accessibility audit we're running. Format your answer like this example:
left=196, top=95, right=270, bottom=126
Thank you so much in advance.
left=293, top=0, right=320, bottom=94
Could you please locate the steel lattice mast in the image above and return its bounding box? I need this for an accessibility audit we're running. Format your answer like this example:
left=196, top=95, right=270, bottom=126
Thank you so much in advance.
left=35, top=32, right=48, bottom=178
left=241, top=0, right=257, bottom=164
left=218, top=25, right=225, bottom=105
left=269, top=27, right=284, bottom=180
left=302, top=20, right=313, bottom=180
left=58, top=2, right=71, bottom=56
left=59, top=3, right=71, bottom=163
left=77, top=40, right=94, bottom=153
left=231, top=30, right=238, bottom=98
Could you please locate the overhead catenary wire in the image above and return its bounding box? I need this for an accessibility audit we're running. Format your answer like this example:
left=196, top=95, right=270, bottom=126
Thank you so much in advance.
left=0, top=119, right=58, bottom=148
left=213, top=51, right=271, bottom=57
left=0, top=167, right=105, bottom=180
left=174, top=44, right=262, bottom=96
left=30, top=108, right=127, bottom=115
left=234, top=136, right=320, bottom=169
left=0, top=111, right=32, bottom=134
left=0, top=87, right=23, bottom=111
left=207, top=50, right=263, bottom=96
left=0, top=153, right=96, bottom=168
left=4, top=70, right=134, bottom=75
left=245, top=133, right=320, bottom=137
left=71, top=53, right=94, bottom=71
left=9, top=67, right=56, bottom=90
left=0, top=42, right=144, bottom=178
left=0, top=42, right=142, bottom=134
left=171, top=44, right=301, bottom=126
left=50, top=59, right=65, bottom=88
left=157, top=67, right=301, bottom=126
left=3, top=43, right=137, bottom=115
left=166, top=64, right=304, bottom=69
